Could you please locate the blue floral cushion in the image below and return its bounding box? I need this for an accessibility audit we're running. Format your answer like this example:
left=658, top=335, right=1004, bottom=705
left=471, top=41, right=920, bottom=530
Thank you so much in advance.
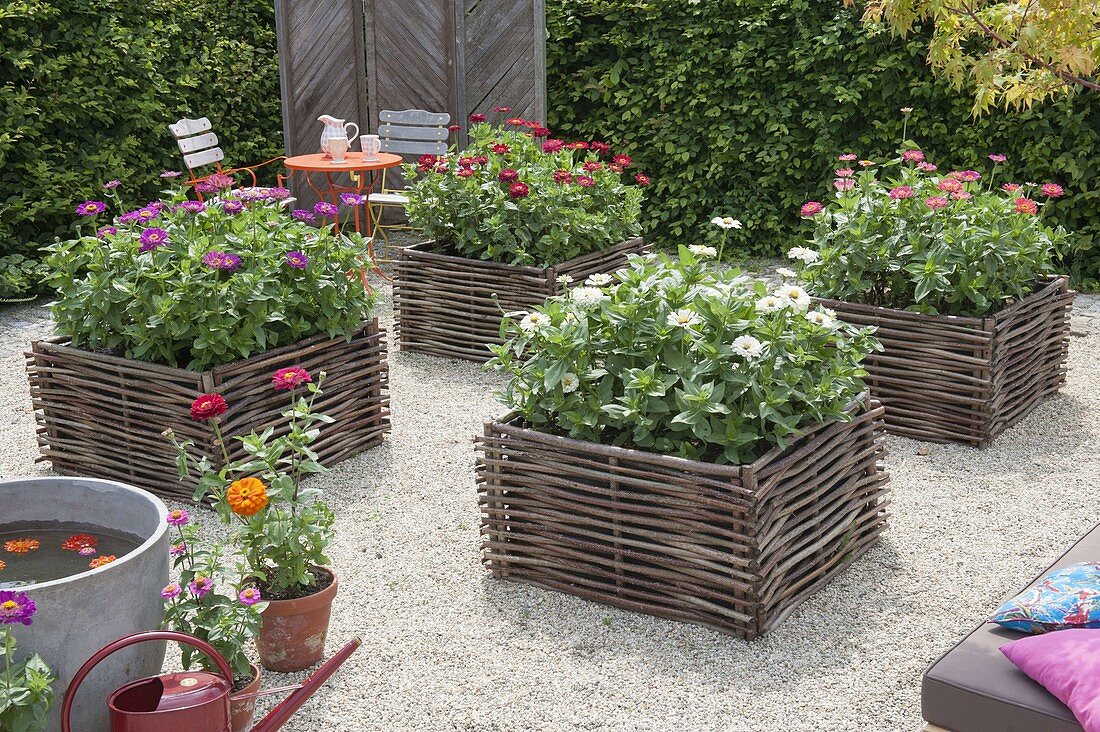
left=991, top=562, right=1100, bottom=634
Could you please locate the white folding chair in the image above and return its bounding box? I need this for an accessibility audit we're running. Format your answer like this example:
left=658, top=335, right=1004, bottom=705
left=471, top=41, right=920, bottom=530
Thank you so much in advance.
left=169, top=117, right=290, bottom=202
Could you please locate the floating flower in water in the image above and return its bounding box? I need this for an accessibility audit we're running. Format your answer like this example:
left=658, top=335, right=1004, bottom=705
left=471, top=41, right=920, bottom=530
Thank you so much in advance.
left=666, top=308, right=701, bottom=329
left=313, top=201, right=338, bottom=218
left=166, top=509, right=190, bottom=527
left=1015, top=197, right=1038, bottom=215
left=76, top=200, right=107, bottom=216
left=732, top=335, right=765, bottom=358
left=61, top=534, right=99, bottom=552
left=190, top=393, right=228, bottom=421
left=138, top=228, right=169, bottom=253
left=161, top=582, right=182, bottom=600
left=202, top=251, right=242, bottom=271
left=0, top=559, right=4, bottom=572
left=4, top=538, right=40, bottom=554
left=799, top=201, right=823, bottom=218
left=79, top=546, right=97, bottom=557
left=0, top=590, right=36, bottom=625
left=227, top=477, right=269, bottom=516
left=160, top=170, right=182, bottom=179
left=272, top=365, right=312, bottom=391
left=239, top=588, right=263, bottom=606
left=285, top=251, right=310, bottom=269
left=169, top=542, right=187, bottom=558
left=189, top=576, right=214, bottom=598
left=1041, top=183, right=1065, bottom=198
left=89, top=555, right=116, bottom=569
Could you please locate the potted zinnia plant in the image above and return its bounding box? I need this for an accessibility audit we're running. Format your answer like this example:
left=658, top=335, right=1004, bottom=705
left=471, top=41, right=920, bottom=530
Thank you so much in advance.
left=168, top=366, right=338, bottom=672
left=1, top=591, right=55, bottom=732
left=478, top=246, right=890, bottom=639
left=394, top=107, right=650, bottom=361
left=788, top=146, right=1074, bottom=445
left=29, top=175, right=389, bottom=500
left=159, top=510, right=265, bottom=731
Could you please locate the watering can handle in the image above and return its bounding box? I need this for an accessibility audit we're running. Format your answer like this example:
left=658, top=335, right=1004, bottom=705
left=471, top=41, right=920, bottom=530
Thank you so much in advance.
left=60, top=630, right=234, bottom=732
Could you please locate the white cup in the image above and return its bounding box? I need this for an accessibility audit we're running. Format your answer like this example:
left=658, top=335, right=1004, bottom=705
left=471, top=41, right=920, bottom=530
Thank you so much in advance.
left=361, top=134, right=381, bottom=161
left=329, top=136, right=349, bottom=163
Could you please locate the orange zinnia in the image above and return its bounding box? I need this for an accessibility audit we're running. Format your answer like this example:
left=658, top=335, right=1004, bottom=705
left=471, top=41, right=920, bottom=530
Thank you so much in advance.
left=226, top=477, right=269, bottom=516
left=4, top=538, right=40, bottom=554
left=89, top=555, right=117, bottom=569
left=0, top=559, right=5, bottom=572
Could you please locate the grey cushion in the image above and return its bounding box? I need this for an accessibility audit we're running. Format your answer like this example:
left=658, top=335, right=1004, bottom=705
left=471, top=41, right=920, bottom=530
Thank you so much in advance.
left=921, top=526, right=1100, bottom=731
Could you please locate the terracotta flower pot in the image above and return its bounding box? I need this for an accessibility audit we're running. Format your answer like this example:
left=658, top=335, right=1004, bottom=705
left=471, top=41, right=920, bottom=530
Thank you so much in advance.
left=230, top=663, right=262, bottom=732
left=256, top=568, right=338, bottom=672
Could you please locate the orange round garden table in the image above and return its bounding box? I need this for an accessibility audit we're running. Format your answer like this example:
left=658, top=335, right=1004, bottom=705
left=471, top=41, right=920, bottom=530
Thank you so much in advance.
left=283, top=151, right=403, bottom=236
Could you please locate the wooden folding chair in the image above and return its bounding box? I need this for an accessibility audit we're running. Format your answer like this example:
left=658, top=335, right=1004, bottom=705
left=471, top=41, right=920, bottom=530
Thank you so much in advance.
left=169, top=117, right=289, bottom=201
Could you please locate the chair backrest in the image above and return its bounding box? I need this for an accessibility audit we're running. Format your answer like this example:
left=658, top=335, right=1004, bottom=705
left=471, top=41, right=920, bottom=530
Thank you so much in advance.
left=169, top=117, right=225, bottom=173
left=377, top=109, right=450, bottom=158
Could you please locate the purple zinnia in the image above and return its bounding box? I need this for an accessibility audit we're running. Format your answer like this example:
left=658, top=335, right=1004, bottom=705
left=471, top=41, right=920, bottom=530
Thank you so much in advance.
left=160, top=170, right=182, bottom=179
left=268, top=186, right=292, bottom=201
left=202, top=251, right=242, bottom=271
left=166, top=508, right=189, bottom=527
left=169, top=542, right=187, bottom=558
left=138, top=228, right=169, bottom=252
left=223, top=200, right=244, bottom=215
left=161, top=582, right=182, bottom=600
left=189, top=576, right=214, bottom=598
left=340, top=192, right=365, bottom=206
left=181, top=200, right=205, bottom=214
left=0, top=590, right=37, bottom=626
left=238, top=588, right=262, bottom=606
left=136, top=207, right=159, bottom=222
left=103, top=179, right=121, bottom=190
left=285, top=251, right=309, bottom=269
left=97, top=226, right=117, bottom=238
left=291, top=209, right=315, bottom=223
left=118, top=210, right=140, bottom=224
left=313, top=201, right=338, bottom=218
left=79, top=546, right=97, bottom=557
left=76, top=200, right=107, bottom=216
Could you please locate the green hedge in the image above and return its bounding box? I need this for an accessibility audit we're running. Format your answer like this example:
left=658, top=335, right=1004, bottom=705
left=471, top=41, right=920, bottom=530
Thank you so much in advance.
left=546, top=0, right=1100, bottom=284
left=0, top=0, right=281, bottom=264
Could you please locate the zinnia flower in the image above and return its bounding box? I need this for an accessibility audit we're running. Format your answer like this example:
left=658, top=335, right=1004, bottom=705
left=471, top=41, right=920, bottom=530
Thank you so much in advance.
left=291, top=209, right=315, bottom=223
left=190, top=393, right=228, bottom=421
left=1015, top=197, right=1038, bottom=215
left=138, top=228, right=169, bottom=252
left=529, top=126, right=551, bottom=137
left=76, top=200, right=107, bottom=216
left=542, top=139, right=565, bottom=153
left=189, top=576, right=214, bottom=598
left=272, top=365, right=312, bottom=391
left=833, top=178, right=855, bottom=191
left=688, top=244, right=717, bottom=258
left=161, top=582, right=182, bottom=600
left=834, top=168, right=854, bottom=178
left=457, top=168, right=475, bottom=178
left=756, top=295, right=786, bottom=313
left=285, top=251, right=309, bottom=269
left=0, top=591, right=37, bottom=625
left=223, top=200, right=244, bottom=215
left=838, top=153, right=858, bottom=161
left=506, top=117, right=527, bottom=126
left=586, top=273, right=613, bottom=286
left=952, top=191, right=972, bottom=201
left=166, top=509, right=190, bottom=527
left=938, top=178, right=963, bottom=194
left=787, top=247, right=820, bottom=263
left=89, top=555, right=116, bottom=569
left=1041, top=183, right=1065, bottom=198
left=160, top=170, right=182, bottom=179
left=612, top=154, right=632, bottom=167
left=776, top=284, right=811, bottom=311
left=901, top=149, right=924, bottom=163
left=202, top=251, right=241, bottom=271
left=313, top=201, right=338, bottom=217
left=498, top=168, right=519, bottom=182
left=62, top=534, right=98, bottom=552
left=582, top=161, right=603, bottom=172
left=575, top=175, right=595, bottom=188
left=634, top=173, right=651, bottom=186
left=590, top=141, right=611, bottom=155
left=4, top=539, right=39, bottom=554
left=888, top=186, right=913, bottom=200
left=924, top=196, right=949, bottom=210
left=226, top=477, right=269, bottom=516
left=239, top=588, right=263, bottom=606
left=447, top=124, right=461, bottom=133
left=957, top=170, right=981, bottom=182
left=799, top=201, right=823, bottom=218
left=97, top=226, right=117, bottom=238
left=776, top=267, right=797, bottom=279
left=732, top=335, right=764, bottom=358
left=519, top=312, right=551, bottom=332
left=491, top=143, right=511, bottom=154
left=571, top=287, right=608, bottom=308
left=493, top=106, right=511, bottom=113
left=508, top=182, right=530, bottom=199
left=103, top=179, right=121, bottom=190
left=988, top=154, right=1007, bottom=163
left=806, top=310, right=835, bottom=328
left=170, top=542, right=187, bottom=558
left=468, top=113, right=487, bottom=123
left=859, top=160, right=875, bottom=168
left=78, top=547, right=96, bottom=557
left=917, top=162, right=938, bottom=172
left=0, top=559, right=5, bottom=572
left=666, top=309, right=701, bottom=328
left=1002, top=183, right=1021, bottom=193
left=268, top=186, right=292, bottom=201
left=711, top=216, right=742, bottom=229
left=340, top=192, right=365, bottom=206
left=182, top=200, right=206, bottom=214
left=560, top=373, right=580, bottom=394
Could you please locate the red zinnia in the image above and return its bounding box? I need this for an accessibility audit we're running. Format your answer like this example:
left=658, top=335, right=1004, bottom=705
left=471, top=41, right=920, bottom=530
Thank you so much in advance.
left=491, top=144, right=511, bottom=154
left=508, top=182, right=530, bottom=199
left=493, top=106, right=511, bottom=113
left=552, top=170, right=573, bottom=184
left=62, top=534, right=99, bottom=552
left=529, top=126, right=551, bottom=137
left=612, top=154, right=632, bottom=167
left=272, top=366, right=312, bottom=391
left=575, top=175, right=595, bottom=188
left=190, top=393, right=228, bottom=421
left=468, top=113, right=487, bottom=123
left=1015, top=197, right=1038, bottom=215
left=590, top=142, right=611, bottom=155
left=568, top=142, right=589, bottom=150
left=447, top=124, right=461, bottom=133
left=506, top=117, right=527, bottom=126
left=542, top=139, right=565, bottom=153
left=582, top=161, right=603, bottom=172
left=457, top=168, right=475, bottom=178
left=634, top=173, right=651, bottom=186
left=609, top=163, right=623, bottom=173
left=498, top=168, right=519, bottom=182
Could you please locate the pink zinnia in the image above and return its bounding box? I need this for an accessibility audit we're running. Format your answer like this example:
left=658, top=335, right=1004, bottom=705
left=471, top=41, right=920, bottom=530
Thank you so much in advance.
left=189, top=577, right=214, bottom=599
left=170, top=542, right=187, bottom=558
left=838, top=153, right=858, bottom=162
left=988, top=154, right=1007, bottom=163
left=938, top=178, right=963, bottom=194
left=925, top=196, right=949, bottom=210
left=834, top=168, right=854, bottom=178
left=952, top=191, right=972, bottom=201
left=902, top=149, right=924, bottom=163
left=1015, top=197, right=1038, bottom=215
left=166, top=509, right=190, bottom=527
left=888, top=186, right=913, bottom=200
left=957, top=170, right=981, bottom=182
left=917, top=162, right=937, bottom=172
left=239, top=588, right=262, bottom=606
left=272, top=366, right=311, bottom=391
left=634, top=173, right=651, bottom=186
left=1002, top=183, right=1021, bottom=193
left=1041, top=183, right=1065, bottom=198
left=508, top=182, right=530, bottom=199
left=800, top=201, right=824, bottom=217
left=161, top=582, right=182, bottom=600
left=834, top=178, right=855, bottom=191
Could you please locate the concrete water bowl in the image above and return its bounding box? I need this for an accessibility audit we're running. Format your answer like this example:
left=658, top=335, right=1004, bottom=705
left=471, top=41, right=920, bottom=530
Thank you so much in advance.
left=2, top=477, right=170, bottom=732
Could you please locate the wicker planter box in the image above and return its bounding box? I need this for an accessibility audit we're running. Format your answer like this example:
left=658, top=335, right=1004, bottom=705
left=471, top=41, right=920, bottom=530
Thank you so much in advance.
left=475, top=396, right=889, bottom=639
left=25, top=320, right=390, bottom=500
left=816, top=276, right=1073, bottom=446
left=394, top=237, right=648, bottom=361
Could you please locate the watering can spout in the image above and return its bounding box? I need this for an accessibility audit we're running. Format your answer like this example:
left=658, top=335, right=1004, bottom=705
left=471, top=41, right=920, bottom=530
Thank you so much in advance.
left=249, top=636, right=361, bottom=732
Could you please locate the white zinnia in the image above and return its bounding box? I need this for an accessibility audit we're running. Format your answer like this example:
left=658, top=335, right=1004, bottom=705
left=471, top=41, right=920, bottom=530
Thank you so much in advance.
left=560, top=372, right=580, bottom=393
left=787, top=247, right=820, bottom=264
left=776, top=284, right=812, bottom=311
left=806, top=310, right=835, bottom=328
left=755, top=295, right=786, bottom=314
left=556, top=274, right=574, bottom=286
left=688, top=244, right=718, bottom=259
left=776, top=267, right=798, bottom=279
left=711, top=216, right=743, bottom=230
left=585, top=273, right=613, bottom=286
left=732, top=335, right=764, bottom=358
left=667, top=309, right=701, bottom=328
left=570, top=286, right=608, bottom=308
left=519, top=312, right=552, bottom=332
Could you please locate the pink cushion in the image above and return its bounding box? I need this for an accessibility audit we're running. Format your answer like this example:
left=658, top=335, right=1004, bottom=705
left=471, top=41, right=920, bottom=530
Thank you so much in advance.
left=1002, top=629, right=1100, bottom=731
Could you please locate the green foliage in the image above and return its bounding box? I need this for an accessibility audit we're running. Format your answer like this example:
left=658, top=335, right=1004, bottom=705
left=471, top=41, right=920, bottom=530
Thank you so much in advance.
left=45, top=184, right=376, bottom=371
left=0, top=253, right=46, bottom=299
left=792, top=148, right=1065, bottom=316
left=0, top=627, right=55, bottom=732
left=488, top=246, right=879, bottom=464
left=403, top=119, right=644, bottom=267
left=0, top=0, right=281, bottom=257
left=161, top=532, right=265, bottom=680
left=545, top=0, right=1100, bottom=285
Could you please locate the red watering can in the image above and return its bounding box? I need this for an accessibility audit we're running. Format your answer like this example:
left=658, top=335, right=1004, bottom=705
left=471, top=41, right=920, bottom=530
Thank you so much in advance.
left=61, top=630, right=360, bottom=732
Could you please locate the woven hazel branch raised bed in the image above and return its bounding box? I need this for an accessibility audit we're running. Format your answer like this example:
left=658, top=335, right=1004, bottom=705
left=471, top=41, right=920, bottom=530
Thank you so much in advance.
left=816, top=276, right=1073, bottom=446
left=25, top=320, right=390, bottom=501
left=476, top=396, right=890, bottom=639
left=394, top=237, right=648, bottom=361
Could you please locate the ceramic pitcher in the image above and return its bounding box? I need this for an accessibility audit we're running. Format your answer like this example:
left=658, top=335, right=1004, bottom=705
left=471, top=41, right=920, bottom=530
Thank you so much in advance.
left=317, top=115, right=359, bottom=159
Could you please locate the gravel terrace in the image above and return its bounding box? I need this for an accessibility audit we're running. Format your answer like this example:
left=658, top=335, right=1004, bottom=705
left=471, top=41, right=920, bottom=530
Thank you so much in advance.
left=2, top=287, right=1099, bottom=732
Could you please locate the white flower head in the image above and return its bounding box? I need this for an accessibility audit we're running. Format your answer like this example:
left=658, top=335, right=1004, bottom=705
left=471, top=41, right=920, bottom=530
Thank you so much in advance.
left=776, top=284, right=812, bottom=311
left=570, top=286, right=609, bottom=308
left=519, top=312, right=552, bottom=332
left=556, top=274, right=574, bottom=286
left=666, top=308, right=701, bottom=329
left=711, top=216, right=743, bottom=230
left=585, top=273, right=613, bottom=286
left=688, top=244, right=718, bottom=259
left=787, top=247, right=820, bottom=264
left=732, top=335, right=765, bottom=358
left=776, top=267, right=798, bottom=279
left=756, top=295, right=786, bottom=314
left=806, top=310, right=836, bottom=328
left=560, top=372, right=580, bottom=393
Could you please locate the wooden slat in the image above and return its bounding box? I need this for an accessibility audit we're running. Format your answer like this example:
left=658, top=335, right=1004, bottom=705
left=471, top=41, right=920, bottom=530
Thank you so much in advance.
left=169, top=117, right=212, bottom=138
left=379, top=109, right=452, bottom=126
left=378, top=123, right=450, bottom=141
left=381, top=139, right=448, bottom=156
left=176, top=131, right=219, bottom=154
left=183, top=147, right=225, bottom=169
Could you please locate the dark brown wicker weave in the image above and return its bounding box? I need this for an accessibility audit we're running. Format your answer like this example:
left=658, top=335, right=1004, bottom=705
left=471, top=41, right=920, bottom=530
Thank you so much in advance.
left=476, top=396, right=889, bottom=639
left=817, top=276, right=1073, bottom=446
left=394, top=237, right=648, bottom=361
left=25, top=320, right=390, bottom=500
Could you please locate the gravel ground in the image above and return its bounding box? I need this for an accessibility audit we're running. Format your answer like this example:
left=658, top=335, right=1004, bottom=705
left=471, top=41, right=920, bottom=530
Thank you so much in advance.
left=3, top=288, right=1100, bottom=732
